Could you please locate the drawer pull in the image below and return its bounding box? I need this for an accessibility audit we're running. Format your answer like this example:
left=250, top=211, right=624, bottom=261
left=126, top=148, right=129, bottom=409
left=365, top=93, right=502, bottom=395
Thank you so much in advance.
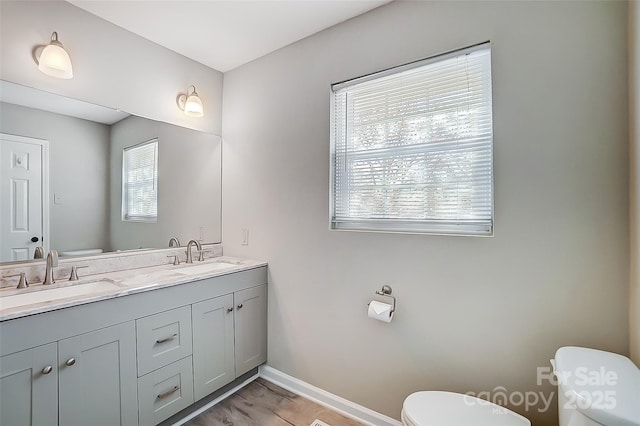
left=41, top=365, right=53, bottom=375
left=65, top=358, right=76, bottom=366
left=156, top=334, right=178, bottom=344
left=227, top=307, right=233, bottom=313
left=237, top=303, right=243, bottom=309
left=157, top=386, right=180, bottom=399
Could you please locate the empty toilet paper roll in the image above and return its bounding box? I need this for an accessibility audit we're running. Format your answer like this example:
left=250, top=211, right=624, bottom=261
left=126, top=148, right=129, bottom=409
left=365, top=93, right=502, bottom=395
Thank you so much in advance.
left=368, top=300, right=394, bottom=323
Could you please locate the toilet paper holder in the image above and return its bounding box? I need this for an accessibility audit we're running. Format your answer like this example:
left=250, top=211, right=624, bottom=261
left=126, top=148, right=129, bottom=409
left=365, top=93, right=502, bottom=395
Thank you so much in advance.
left=371, top=285, right=396, bottom=314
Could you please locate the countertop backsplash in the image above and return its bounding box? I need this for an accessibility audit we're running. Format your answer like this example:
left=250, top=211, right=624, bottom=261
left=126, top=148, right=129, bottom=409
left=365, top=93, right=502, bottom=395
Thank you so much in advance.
left=0, top=244, right=223, bottom=290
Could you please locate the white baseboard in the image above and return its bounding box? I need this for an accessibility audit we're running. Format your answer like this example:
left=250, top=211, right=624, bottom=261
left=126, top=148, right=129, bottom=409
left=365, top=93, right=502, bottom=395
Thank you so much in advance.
left=259, top=365, right=403, bottom=426
left=172, top=371, right=260, bottom=426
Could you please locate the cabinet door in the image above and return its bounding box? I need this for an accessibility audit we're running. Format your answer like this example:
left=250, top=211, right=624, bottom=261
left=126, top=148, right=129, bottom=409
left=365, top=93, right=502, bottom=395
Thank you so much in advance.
left=234, top=284, right=267, bottom=377
left=192, top=293, right=235, bottom=401
left=0, top=343, right=57, bottom=426
left=59, top=322, right=138, bottom=426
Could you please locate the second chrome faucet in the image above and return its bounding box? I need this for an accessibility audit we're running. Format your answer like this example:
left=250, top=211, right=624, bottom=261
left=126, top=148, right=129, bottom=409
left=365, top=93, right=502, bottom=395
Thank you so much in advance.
left=43, top=250, right=58, bottom=285
left=185, top=240, right=204, bottom=263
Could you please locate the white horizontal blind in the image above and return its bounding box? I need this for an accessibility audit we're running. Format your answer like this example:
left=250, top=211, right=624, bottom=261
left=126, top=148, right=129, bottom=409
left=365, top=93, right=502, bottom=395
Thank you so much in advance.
left=331, top=43, right=493, bottom=235
left=123, top=139, right=158, bottom=221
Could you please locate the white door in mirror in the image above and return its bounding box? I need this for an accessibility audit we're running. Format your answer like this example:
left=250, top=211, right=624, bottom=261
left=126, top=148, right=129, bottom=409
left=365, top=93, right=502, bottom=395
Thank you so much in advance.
left=0, top=134, right=45, bottom=262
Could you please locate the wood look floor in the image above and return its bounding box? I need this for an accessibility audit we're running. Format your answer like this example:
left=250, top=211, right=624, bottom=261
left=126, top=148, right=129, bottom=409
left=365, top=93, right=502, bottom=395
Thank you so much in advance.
left=184, top=378, right=363, bottom=426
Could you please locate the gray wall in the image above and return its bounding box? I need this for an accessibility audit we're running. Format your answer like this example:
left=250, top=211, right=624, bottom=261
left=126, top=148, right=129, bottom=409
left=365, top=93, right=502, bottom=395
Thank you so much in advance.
left=109, top=116, right=221, bottom=250
left=0, top=102, right=110, bottom=253
left=221, top=2, right=629, bottom=425
left=631, top=0, right=640, bottom=365
left=0, top=1, right=223, bottom=135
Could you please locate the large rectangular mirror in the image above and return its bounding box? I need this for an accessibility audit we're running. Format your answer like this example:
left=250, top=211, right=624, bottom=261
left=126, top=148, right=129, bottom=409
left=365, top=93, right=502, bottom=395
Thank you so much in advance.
left=0, top=81, right=222, bottom=263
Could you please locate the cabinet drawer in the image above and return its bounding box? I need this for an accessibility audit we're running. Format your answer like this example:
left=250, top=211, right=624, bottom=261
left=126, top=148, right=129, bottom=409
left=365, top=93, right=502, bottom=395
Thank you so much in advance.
left=136, top=306, right=192, bottom=376
left=138, top=356, right=194, bottom=426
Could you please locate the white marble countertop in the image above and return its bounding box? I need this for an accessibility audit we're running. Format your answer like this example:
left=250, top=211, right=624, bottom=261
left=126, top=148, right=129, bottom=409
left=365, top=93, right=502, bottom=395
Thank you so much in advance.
left=0, top=256, right=267, bottom=322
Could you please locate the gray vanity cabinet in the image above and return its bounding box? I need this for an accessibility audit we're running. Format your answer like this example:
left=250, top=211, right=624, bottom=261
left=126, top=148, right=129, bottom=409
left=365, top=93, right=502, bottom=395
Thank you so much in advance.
left=0, top=343, right=58, bottom=426
left=234, top=284, right=268, bottom=377
left=58, top=322, right=138, bottom=426
left=192, top=293, right=235, bottom=400
left=0, top=266, right=268, bottom=426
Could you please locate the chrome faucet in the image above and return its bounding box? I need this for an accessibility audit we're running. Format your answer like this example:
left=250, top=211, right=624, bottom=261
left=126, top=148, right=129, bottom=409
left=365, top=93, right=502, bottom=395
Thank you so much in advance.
left=43, top=250, right=58, bottom=285
left=5, top=272, right=28, bottom=289
left=185, top=240, right=203, bottom=263
left=34, top=246, right=44, bottom=259
left=168, top=237, right=181, bottom=247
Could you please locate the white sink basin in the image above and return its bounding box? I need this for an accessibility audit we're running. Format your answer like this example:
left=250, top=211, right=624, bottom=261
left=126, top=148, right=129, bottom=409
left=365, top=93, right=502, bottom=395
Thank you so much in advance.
left=173, top=262, right=237, bottom=276
left=0, top=280, right=121, bottom=311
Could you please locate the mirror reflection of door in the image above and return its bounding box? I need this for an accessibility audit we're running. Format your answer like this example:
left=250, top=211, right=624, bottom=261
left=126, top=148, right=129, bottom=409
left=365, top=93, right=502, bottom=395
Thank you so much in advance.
left=0, top=133, right=48, bottom=262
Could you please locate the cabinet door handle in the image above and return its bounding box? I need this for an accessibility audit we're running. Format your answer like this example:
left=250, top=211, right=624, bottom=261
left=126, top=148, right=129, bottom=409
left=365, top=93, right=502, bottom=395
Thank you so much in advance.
left=156, top=333, right=178, bottom=344
left=41, top=365, right=53, bottom=374
left=227, top=307, right=233, bottom=313
left=157, top=386, right=180, bottom=399
left=237, top=303, right=243, bottom=309
left=65, top=358, right=76, bottom=366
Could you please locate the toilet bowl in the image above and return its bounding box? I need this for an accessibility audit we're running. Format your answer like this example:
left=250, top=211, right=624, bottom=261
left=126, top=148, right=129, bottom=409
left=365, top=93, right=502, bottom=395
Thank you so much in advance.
left=554, top=346, right=640, bottom=426
left=401, top=391, right=531, bottom=426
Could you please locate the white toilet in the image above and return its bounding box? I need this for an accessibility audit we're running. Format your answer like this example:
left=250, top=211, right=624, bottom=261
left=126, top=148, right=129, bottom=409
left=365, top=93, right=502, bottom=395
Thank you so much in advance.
left=554, top=346, right=640, bottom=426
left=401, top=391, right=531, bottom=426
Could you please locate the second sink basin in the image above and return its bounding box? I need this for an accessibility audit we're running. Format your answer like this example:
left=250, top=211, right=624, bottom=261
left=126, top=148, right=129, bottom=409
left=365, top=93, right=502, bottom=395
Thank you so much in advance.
left=173, top=262, right=237, bottom=276
left=0, top=280, right=121, bottom=311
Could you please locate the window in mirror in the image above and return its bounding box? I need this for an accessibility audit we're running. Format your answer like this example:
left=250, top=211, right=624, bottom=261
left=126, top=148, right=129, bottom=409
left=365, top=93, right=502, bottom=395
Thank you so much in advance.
left=122, top=139, right=158, bottom=222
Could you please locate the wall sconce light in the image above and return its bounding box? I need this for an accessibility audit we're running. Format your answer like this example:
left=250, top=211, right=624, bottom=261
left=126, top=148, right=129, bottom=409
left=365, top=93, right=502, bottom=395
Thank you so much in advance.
left=177, top=85, right=204, bottom=117
left=34, top=32, right=73, bottom=79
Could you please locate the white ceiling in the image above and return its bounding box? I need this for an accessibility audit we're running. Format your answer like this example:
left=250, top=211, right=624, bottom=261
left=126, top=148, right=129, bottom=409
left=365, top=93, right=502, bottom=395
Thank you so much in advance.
left=67, top=0, right=390, bottom=73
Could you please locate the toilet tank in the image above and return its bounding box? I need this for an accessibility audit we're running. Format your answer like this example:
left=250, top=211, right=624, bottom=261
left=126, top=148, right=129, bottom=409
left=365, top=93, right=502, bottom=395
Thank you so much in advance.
left=554, top=347, right=640, bottom=426
left=59, top=248, right=103, bottom=257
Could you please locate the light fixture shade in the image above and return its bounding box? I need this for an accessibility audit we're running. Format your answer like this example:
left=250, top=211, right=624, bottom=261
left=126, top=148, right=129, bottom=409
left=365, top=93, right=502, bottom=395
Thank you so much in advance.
left=37, top=32, right=73, bottom=79
left=178, top=85, right=204, bottom=117
left=184, top=93, right=204, bottom=117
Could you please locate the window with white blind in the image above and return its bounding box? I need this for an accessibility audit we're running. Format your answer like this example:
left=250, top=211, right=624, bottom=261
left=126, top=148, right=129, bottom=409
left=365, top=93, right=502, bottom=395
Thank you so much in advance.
left=330, top=43, right=494, bottom=236
left=122, top=139, right=158, bottom=222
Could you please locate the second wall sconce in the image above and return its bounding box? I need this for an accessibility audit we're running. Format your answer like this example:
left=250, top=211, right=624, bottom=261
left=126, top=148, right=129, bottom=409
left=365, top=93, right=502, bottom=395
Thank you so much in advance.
left=34, top=31, right=73, bottom=79
left=177, top=85, right=204, bottom=118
